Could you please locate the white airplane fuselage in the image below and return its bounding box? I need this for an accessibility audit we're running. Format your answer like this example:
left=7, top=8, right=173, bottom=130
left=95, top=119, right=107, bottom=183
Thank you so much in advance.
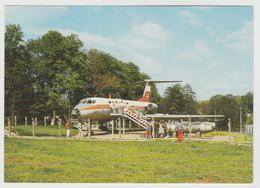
left=71, top=97, right=158, bottom=122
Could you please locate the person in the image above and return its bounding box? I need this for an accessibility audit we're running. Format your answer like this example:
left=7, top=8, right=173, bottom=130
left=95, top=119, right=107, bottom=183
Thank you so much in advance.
left=177, top=129, right=184, bottom=142
left=65, top=120, right=71, bottom=137
left=51, top=118, right=54, bottom=126
left=146, top=126, right=151, bottom=139
left=77, top=121, right=83, bottom=138
left=158, top=124, right=165, bottom=138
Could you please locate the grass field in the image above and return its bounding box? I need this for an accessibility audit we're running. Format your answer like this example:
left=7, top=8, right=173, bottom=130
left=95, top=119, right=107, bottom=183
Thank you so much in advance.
left=4, top=137, right=253, bottom=183
left=204, top=131, right=253, bottom=144
left=14, top=125, right=78, bottom=137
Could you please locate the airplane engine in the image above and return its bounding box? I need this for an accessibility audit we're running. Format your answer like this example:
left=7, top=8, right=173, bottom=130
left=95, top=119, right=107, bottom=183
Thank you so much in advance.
left=146, top=103, right=158, bottom=111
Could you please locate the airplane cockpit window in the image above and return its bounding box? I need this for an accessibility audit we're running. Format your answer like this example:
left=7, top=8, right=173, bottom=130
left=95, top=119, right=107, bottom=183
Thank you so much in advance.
left=92, top=100, right=96, bottom=104
left=87, top=99, right=92, bottom=104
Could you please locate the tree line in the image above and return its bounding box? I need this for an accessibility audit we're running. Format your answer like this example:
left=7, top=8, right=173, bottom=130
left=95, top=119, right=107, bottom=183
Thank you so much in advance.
left=5, top=24, right=253, bottom=129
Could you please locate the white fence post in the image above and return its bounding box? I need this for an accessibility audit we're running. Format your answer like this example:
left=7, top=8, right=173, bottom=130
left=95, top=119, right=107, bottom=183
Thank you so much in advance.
left=15, top=116, right=17, bottom=127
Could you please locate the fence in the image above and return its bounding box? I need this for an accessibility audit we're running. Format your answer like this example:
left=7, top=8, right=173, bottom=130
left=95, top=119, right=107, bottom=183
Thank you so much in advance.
left=244, top=124, right=253, bottom=136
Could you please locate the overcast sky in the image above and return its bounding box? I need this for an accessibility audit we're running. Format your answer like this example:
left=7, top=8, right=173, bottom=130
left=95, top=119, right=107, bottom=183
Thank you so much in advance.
left=5, top=6, right=253, bottom=100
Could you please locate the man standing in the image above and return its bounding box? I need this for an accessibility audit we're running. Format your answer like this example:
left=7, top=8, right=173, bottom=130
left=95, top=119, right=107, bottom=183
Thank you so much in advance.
left=65, top=120, right=71, bottom=137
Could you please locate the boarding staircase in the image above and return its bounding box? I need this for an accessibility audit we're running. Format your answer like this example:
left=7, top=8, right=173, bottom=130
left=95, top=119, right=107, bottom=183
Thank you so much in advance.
left=110, top=106, right=151, bottom=130
left=123, top=108, right=151, bottom=130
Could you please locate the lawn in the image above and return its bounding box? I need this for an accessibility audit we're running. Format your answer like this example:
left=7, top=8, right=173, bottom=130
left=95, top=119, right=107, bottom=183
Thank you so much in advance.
left=4, top=137, right=253, bottom=183
left=14, top=125, right=78, bottom=137
left=204, top=131, right=253, bottom=144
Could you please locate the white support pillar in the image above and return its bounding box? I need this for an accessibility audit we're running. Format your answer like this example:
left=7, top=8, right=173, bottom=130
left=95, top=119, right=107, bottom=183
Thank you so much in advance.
left=25, top=116, right=27, bottom=126
left=35, top=117, right=38, bottom=126
left=88, top=119, right=92, bottom=139
left=123, top=118, right=125, bottom=135
left=112, top=120, right=114, bottom=135
left=129, top=120, right=132, bottom=128
left=188, top=118, right=192, bottom=140
left=119, top=118, right=122, bottom=139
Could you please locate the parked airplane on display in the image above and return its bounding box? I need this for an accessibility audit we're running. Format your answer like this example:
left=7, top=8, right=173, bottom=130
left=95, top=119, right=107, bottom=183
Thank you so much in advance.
left=71, top=79, right=224, bottom=134
left=71, top=80, right=181, bottom=122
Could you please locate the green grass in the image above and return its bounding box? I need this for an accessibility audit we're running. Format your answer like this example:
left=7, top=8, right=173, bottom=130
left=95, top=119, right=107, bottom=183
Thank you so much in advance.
left=14, top=125, right=78, bottom=137
left=4, top=137, right=253, bottom=183
left=204, top=131, right=253, bottom=144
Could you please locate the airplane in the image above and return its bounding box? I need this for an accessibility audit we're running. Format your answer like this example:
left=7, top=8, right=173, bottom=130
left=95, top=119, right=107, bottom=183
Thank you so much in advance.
left=71, top=80, right=181, bottom=124
left=71, top=79, right=224, bottom=134
left=145, top=114, right=224, bottom=136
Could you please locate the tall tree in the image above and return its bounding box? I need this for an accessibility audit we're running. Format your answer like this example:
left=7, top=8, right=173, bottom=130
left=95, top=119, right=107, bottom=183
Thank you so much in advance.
left=208, top=94, right=240, bottom=130
left=241, top=92, right=253, bottom=124
left=159, top=83, right=197, bottom=114
left=27, top=31, right=88, bottom=121
left=5, top=24, right=27, bottom=124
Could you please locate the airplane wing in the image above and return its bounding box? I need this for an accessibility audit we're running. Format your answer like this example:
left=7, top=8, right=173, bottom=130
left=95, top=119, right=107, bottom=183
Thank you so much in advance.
left=145, top=114, right=225, bottom=119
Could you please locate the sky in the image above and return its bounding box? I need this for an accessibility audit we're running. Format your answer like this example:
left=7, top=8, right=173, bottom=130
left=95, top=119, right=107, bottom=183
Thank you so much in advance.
left=5, top=5, right=253, bottom=100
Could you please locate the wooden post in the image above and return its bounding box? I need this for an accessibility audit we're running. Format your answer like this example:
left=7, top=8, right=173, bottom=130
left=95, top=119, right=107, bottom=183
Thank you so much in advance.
left=123, top=117, right=125, bottom=135
left=8, top=118, right=11, bottom=136
left=44, top=117, right=47, bottom=126
left=25, top=116, right=27, bottom=126
left=32, top=118, right=35, bottom=137
left=119, top=118, right=122, bottom=139
left=58, top=119, right=61, bottom=137
left=228, top=118, right=231, bottom=143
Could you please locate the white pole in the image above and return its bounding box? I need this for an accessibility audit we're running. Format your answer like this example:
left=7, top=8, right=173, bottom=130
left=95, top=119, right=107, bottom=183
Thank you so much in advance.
left=188, top=118, right=191, bottom=140
left=44, top=117, right=46, bottom=126
left=129, top=120, right=132, bottom=128
left=240, top=107, right=242, bottom=134
left=112, top=120, right=114, bottom=135
left=58, top=119, right=61, bottom=137
left=152, top=119, right=155, bottom=139
left=14, top=115, right=17, bottom=127
left=119, top=118, right=122, bottom=139
left=35, top=117, right=38, bottom=126
left=228, top=118, right=231, bottom=142
left=32, top=118, right=35, bottom=137
left=123, top=118, right=125, bottom=135
left=25, top=116, right=27, bottom=126
left=88, top=119, right=91, bottom=139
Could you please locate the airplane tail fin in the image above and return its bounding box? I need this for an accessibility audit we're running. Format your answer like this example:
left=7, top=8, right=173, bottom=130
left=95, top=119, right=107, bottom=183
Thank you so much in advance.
left=137, top=80, right=182, bottom=102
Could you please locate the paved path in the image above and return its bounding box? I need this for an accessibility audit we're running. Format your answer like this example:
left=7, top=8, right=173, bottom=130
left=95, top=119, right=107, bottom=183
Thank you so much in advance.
left=5, top=133, right=235, bottom=142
